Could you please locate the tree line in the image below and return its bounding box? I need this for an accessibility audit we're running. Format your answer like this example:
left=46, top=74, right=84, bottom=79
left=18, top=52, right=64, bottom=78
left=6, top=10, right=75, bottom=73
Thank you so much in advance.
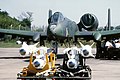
left=0, top=9, right=32, bottom=30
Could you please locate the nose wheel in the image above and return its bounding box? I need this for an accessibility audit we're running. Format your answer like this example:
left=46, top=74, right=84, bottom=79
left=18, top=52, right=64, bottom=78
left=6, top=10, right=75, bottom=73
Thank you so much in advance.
left=51, top=41, right=58, bottom=55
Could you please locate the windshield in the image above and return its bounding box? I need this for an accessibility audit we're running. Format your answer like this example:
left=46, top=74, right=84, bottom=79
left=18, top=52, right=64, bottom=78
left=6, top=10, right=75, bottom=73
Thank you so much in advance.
left=50, top=12, right=64, bottom=24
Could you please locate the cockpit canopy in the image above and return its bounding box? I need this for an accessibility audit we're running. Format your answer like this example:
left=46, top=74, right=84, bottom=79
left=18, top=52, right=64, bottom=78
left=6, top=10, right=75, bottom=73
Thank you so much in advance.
left=48, top=12, right=64, bottom=25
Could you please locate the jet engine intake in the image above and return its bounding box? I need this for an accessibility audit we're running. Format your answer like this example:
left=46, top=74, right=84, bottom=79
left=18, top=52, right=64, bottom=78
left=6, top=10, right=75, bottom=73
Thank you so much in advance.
left=78, top=13, right=98, bottom=31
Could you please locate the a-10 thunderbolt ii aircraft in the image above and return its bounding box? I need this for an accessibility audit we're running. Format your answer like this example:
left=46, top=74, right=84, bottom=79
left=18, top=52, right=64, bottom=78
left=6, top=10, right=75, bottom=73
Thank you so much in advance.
left=1, top=9, right=120, bottom=58
left=0, top=9, right=99, bottom=44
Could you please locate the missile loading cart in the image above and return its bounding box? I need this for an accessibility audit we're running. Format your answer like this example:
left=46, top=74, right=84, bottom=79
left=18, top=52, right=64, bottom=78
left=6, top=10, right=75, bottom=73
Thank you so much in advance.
left=17, top=47, right=91, bottom=80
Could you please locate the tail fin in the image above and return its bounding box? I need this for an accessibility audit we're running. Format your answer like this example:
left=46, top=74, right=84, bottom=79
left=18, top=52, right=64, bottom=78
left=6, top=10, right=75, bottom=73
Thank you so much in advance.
left=49, top=9, right=52, bottom=19
left=107, top=8, right=111, bottom=30
left=48, top=9, right=52, bottom=24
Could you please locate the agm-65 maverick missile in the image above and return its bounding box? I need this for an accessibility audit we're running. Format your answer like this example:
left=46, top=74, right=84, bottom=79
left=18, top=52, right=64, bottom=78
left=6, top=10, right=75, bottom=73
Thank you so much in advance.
left=17, top=47, right=56, bottom=79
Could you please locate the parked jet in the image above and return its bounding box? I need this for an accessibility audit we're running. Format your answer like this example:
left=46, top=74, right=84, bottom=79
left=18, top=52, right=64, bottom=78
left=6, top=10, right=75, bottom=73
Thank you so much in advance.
left=0, top=9, right=100, bottom=45
left=1, top=9, right=120, bottom=57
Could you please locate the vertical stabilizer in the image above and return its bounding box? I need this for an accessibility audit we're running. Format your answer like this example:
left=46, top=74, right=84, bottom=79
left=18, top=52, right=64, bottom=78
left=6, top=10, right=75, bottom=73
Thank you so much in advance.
left=49, top=9, right=52, bottom=18
left=107, top=8, right=111, bottom=30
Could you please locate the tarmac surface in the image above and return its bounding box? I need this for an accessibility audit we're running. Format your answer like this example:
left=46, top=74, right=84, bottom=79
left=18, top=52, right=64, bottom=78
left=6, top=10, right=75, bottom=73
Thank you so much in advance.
left=0, top=48, right=120, bottom=80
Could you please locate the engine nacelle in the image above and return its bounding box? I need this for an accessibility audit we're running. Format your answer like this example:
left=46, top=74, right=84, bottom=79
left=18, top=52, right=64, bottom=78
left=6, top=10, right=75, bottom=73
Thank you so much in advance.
left=78, top=13, right=99, bottom=31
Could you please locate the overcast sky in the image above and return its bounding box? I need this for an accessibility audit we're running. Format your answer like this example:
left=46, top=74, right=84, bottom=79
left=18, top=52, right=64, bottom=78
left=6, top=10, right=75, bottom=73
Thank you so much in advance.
left=0, top=0, right=120, bottom=27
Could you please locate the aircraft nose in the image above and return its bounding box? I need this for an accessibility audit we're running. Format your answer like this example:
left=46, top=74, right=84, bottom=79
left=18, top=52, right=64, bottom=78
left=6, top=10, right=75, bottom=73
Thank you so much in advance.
left=34, top=61, right=40, bottom=67
left=50, top=25, right=57, bottom=32
left=19, top=49, right=26, bottom=55
left=50, top=24, right=65, bottom=37
left=83, top=49, right=89, bottom=56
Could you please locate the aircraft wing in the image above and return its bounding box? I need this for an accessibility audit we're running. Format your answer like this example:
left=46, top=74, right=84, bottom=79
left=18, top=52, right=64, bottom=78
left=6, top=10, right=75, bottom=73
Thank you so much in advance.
left=0, top=28, right=47, bottom=42
left=99, top=29, right=120, bottom=40
left=75, top=31, right=97, bottom=41
left=75, top=29, right=120, bottom=41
